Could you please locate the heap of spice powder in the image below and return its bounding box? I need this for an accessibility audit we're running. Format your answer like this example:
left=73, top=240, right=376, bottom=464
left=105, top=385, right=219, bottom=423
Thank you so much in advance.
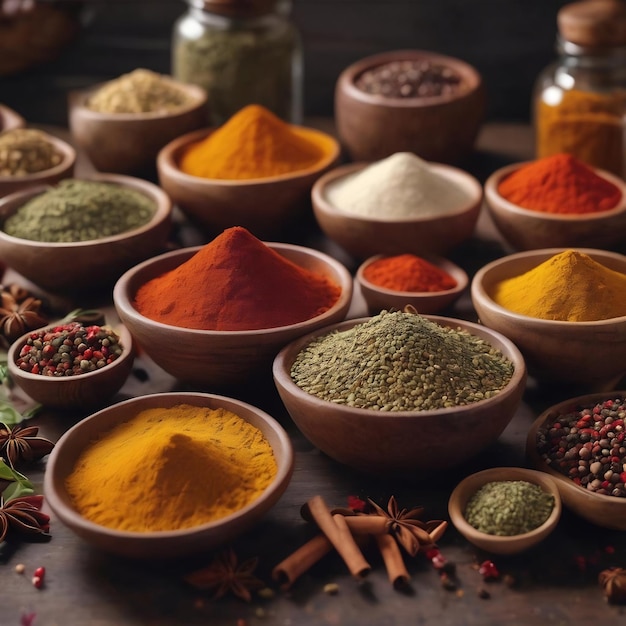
left=86, top=68, right=197, bottom=114
left=133, top=226, right=341, bottom=331
left=497, top=153, right=622, bottom=214
left=65, top=403, right=277, bottom=532
left=178, top=104, right=329, bottom=180
left=491, top=249, right=626, bottom=321
left=0, top=128, right=63, bottom=176
left=290, top=309, right=514, bottom=411
left=363, top=254, right=458, bottom=292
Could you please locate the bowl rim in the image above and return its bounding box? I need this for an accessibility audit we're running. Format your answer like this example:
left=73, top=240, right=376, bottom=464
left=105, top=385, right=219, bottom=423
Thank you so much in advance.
left=0, top=132, right=76, bottom=183
left=337, top=49, right=483, bottom=108
left=356, top=253, right=469, bottom=297
left=471, top=247, right=626, bottom=325
left=113, top=241, right=353, bottom=336
left=157, top=125, right=341, bottom=186
left=485, top=160, right=626, bottom=221
left=448, top=466, right=562, bottom=545
left=68, top=80, right=208, bottom=121
left=43, top=391, right=295, bottom=539
left=273, top=313, right=527, bottom=419
left=312, top=160, right=484, bottom=224
left=0, top=172, right=172, bottom=248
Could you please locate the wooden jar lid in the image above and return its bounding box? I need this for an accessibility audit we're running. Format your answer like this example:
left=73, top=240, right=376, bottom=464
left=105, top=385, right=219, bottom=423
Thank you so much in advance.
left=558, top=0, right=626, bottom=47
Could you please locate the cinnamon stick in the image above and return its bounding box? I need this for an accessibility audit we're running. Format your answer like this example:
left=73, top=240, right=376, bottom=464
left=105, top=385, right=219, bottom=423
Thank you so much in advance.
left=305, top=495, right=371, bottom=579
left=375, top=532, right=410, bottom=588
left=271, top=534, right=333, bottom=590
left=341, top=515, right=388, bottom=535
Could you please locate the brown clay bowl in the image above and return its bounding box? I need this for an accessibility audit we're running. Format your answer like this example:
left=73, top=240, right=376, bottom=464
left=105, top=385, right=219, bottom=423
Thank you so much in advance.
left=68, top=80, right=208, bottom=175
left=526, top=391, right=626, bottom=530
left=448, top=467, right=562, bottom=554
left=335, top=49, right=486, bottom=164
left=484, top=161, right=626, bottom=251
left=7, top=323, right=135, bottom=410
left=356, top=254, right=469, bottom=316
left=0, top=130, right=76, bottom=198
left=0, top=173, right=172, bottom=294
left=44, top=392, right=294, bottom=558
left=312, top=162, right=482, bottom=260
left=157, top=126, right=340, bottom=239
left=0, top=104, right=25, bottom=131
left=272, top=315, right=526, bottom=475
left=113, top=243, right=353, bottom=388
left=471, top=248, right=626, bottom=388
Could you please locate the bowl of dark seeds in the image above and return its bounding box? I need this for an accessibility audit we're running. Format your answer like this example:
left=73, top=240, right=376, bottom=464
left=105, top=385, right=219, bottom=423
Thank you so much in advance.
left=334, top=49, right=486, bottom=165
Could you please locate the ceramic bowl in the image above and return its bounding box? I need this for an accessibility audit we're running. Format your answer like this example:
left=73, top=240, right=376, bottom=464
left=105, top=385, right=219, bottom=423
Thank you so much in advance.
left=526, top=391, right=626, bottom=530
left=0, top=173, right=172, bottom=294
left=448, top=467, right=562, bottom=555
left=0, top=130, right=76, bottom=198
left=335, top=49, right=486, bottom=164
left=484, top=162, right=626, bottom=251
left=68, top=81, right=208, bottom=176
left=113, top=243, right=353, bottom=388
left=471, top=247, right=626, bottom=388
left=43, top=391, right=294, bottom=559
left=7, top=323, right=135, bottom=410
left=356, top=254, right=469, bottom=316
left=157, top=125, right=340, bottom=239
left=272, top=315, right=526, bottom=475
left=311, top=162, right=482, bottom=260
left=0, top=104, right=25, bottom=131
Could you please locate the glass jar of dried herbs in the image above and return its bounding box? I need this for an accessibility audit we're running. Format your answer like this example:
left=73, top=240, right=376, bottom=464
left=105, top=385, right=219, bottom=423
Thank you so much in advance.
left=171, top=0, right=303, bottom=126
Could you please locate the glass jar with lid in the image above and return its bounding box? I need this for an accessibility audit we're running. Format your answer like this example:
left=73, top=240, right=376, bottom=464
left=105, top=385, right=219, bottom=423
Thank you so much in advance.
left=533, top=0, right=626, bottom=177
left=172, top=0, right=303, bottom=126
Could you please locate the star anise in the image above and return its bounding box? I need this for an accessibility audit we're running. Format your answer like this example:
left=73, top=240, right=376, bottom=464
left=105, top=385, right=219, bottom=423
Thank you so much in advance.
left=185, top=547, right=264, bottom=602
left=599, top=567, right=626, bottom=604
left=0, top=494, right=50, bottom=543
left=0, top=422, right=55, bottom=468
left=0, top=284, right=48, bottom=344
left=366, top=496, right=445, bottom=557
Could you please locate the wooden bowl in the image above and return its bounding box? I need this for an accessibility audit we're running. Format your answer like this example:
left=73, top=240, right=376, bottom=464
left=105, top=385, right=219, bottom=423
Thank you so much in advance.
left=0, top=104, right=25, bottom=131
left=484, top=162, right=626, bottom=251
left=68, top=81, right=208, bottom=176
left=448, top=467, right=562, bottom=554
left=356, top=254, right=469, bottom=316
left=113, top=243, right=353, bottom=388
left=471, top=248, right=626, bottom=388
left=526, top=392, right=626, bottom=530
left=0, top=131, right=76, bottom=198
left=157, top=126, right=340, bottom=239
left=272, top=315, right=526, bottom=475
left=0, top=173, right=172, bottom=294
left=312, top=162, right=482, bottom=260
left=335, top=50, right=486, bottom=164
left=7, top=323, right=135, bottom=409
left=43, top=392, right=294, bottom=558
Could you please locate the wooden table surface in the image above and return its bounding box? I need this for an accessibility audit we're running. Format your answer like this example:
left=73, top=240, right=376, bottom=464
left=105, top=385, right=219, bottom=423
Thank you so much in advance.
left=3, top=122, right=626, bottom=626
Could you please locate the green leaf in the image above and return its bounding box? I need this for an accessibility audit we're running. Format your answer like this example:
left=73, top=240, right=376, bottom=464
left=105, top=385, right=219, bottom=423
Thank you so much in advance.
left=0, top=402, right=24, bottom=426
left=3, top=480, right=34, bottom=502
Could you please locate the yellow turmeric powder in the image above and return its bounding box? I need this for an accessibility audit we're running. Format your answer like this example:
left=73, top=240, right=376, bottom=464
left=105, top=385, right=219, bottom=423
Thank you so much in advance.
left=65, top=404, right=278, bottom=532
left=179, top=104, right=330, bottom=180
left=492, top=250, right=626, bottom=322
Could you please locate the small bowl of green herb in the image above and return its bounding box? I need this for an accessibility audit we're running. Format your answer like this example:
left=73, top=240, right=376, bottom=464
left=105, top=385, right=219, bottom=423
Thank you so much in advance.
left=448, top=466, right=562, bottom=555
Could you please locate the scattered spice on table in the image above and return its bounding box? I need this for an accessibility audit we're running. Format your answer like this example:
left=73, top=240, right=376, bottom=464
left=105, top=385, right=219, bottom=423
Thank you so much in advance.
left=599, top=567, right=626, bottom=603
left=133, top=226, right=341, bottom=331
left=3, top=179, right=157, bottom=242
left=497, top=153, right=622, bottom=214
left=535, top=396, right=626, bottom=497
left=464, top=480, right=555, bottom=535
left=0, top=283, right=48, bottom=344
left=0, top=422, right=54, bottom=468
left=86, top=68, right=198, bottom=114
left=362, top=254, right=458, bottom=292
left=65, top=403, right=277, bottom=532
left=15, top=322, right=124, bottom=377
left=290, top=309, right=515, bottom=411
left=0, top=128, right=63, bottom=176
left=325, top=152, right=474, bottom=219
left=178, top=104, right=330, bottom=180
left=491, top=249, right=626, bottom=321
left=355, top=59, right=463, bottom=99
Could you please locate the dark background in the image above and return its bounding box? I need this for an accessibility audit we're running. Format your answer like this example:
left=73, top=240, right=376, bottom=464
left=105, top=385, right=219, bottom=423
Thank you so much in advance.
left=1, top=0, right=571, bottom=127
